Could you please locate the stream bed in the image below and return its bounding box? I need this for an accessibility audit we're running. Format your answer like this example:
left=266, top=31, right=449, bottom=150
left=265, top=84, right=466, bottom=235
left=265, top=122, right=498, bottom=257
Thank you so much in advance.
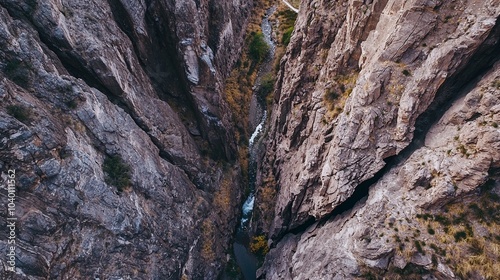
left=232, top=5, right=276, bottom=280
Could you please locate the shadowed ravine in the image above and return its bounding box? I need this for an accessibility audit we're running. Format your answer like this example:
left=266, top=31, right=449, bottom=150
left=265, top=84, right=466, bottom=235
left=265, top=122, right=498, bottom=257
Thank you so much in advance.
left=233, top=5, right=277, bottom=280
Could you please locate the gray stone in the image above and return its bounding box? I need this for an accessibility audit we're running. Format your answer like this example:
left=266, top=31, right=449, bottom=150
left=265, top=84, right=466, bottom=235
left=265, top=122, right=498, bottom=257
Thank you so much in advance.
left=255, top=0, right=500, bottom=278
left=0, top=0, right=249, bottom=278
left=39, top=159, right=60, bottom=177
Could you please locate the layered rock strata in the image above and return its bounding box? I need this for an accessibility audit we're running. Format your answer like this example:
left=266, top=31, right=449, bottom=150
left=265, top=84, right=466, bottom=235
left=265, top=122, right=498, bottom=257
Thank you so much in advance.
left=256, top=0, right=500, bottom=278
left=0, top=0, right=250, bottom=278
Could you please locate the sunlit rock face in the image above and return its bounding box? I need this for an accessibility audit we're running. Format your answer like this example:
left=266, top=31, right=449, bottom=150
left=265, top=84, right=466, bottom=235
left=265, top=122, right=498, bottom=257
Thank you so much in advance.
left=0, top=0, right=251, bottom=279
left=255, top=0, right=500, bottom=279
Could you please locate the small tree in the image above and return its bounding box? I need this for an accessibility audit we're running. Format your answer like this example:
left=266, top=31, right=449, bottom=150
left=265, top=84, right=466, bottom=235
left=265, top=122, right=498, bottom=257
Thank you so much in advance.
left=103, top=155, right=131, bottom=192
left=248, top=32, right=270, bottom=63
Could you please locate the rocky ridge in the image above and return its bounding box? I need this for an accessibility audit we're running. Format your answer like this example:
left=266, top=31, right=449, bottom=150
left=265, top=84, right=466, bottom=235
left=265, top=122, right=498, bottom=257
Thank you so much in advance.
left=255, top=0, right=500, bottom=278
left=0, top=0, right=251, bottom=279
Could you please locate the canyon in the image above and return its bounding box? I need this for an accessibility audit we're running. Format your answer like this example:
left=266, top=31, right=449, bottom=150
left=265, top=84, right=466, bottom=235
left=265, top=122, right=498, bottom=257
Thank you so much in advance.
left=0, top=0, right=499, bottom=279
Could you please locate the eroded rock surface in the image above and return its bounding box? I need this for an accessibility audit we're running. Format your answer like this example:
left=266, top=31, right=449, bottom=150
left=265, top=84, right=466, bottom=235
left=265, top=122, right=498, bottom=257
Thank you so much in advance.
left=0, top=0, right=250, bottom=279
left=256, top=0, right=500, bottom=278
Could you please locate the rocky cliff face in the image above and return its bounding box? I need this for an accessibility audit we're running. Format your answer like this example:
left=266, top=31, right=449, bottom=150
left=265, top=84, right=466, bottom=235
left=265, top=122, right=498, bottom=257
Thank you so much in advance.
left=256, top=0, right=500, bottom=279
left=0, top=0, right=250, bottom=279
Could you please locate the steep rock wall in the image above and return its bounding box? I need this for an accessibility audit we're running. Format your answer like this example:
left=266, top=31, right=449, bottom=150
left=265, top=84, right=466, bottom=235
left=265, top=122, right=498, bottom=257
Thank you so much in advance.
left=0, top=0, right=250, bottom=279
left=256, top=0, right=500, bottom=278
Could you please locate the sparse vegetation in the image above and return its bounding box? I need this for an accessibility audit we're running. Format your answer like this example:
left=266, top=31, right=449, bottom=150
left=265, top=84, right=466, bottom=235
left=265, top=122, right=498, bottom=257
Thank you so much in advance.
left=468, top=238, right=484, bottom=255
left=492, top=79, right=500, bottom=89
left=253, top=175, right=278, bottom=233
left=359, top=263, right=430, bottom=280
left=103, top=154, right=132, bottom=192
left=431, top=254, right=438, bottom=267
left=414, top=240, right=424, bottom=254
left=6, top=105, right=32, bottom=124
left=248, top=32, right=270, bottom=64
left=274, top=8, right=297, bottom=71
left=213, top=172, right=236, bottom=216
left=282, top=26, right=294, bottom=45
left=259, top=73, right=275, bottom=107
left=278, top=9, right=297, bottom=45
left=4, top=59, right=32, bottom=86
left=323, top=72, right=358, bottom=119
left=414, top=179, right=500, bottom=279
left=453, top=231, right=467, bottom=242
left=457, top=144, right=467, bottom=156
left=66, top=99, right=78, bottom=109
left=224, top=252, right=242, bottom=278
left=249, top=234, right=269, bottom=256
left=200, top=219, right=216, bottom=262
left=325, top=90, right=340, bottom=102
left=427, top=227, right=435, bottom=235
left=59, top=5, right=74, bottom=18
left=430, top=243, right=446, bottom=256
left=223, top=1, right=279, bottom=193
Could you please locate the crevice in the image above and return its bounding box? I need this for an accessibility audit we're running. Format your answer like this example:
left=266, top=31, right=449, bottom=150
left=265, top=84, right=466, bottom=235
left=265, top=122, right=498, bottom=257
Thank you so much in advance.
left=141, top=0, right=235, bottom=162
left=272, top=15, right=500, bottom=244
left=105, top=0, right=144, bottom=68
left=6, top=0, right=232, bottom=184
left=111, top=0, right=211, bottom=156
left=26, top=16, right=207, bottom=188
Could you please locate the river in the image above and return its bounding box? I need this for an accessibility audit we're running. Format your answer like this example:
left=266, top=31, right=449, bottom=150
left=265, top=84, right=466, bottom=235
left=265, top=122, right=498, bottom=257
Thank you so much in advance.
left=232, top=5, right=277, bottom=280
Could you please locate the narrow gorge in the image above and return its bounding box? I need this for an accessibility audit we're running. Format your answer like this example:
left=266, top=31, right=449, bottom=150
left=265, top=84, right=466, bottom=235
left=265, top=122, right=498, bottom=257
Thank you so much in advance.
left=0, top=0, right=499, bottom=279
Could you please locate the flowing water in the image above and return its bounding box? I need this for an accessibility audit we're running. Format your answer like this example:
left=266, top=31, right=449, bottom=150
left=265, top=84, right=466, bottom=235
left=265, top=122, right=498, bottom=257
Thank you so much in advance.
left=233, top=6, right=276, bottom=280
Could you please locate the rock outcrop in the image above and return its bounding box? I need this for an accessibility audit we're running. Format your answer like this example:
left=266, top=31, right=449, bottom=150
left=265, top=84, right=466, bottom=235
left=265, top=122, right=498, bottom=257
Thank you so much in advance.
left=256, top=0, right=500, bottom=278
left=0, top=0, right=250, bottom=279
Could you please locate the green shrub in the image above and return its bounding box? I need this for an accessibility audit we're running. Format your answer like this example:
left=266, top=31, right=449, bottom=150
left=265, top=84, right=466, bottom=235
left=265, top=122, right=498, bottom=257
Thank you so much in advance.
left=65, top=99, right=78, bottom=109
left=6, top=105, right=32, bottom=123
left=394, top=235, right=401, bottom=242
left=434, top=214, right=451, bottom=226
left=457, top=144, right=467, bottom=155
left=414, top=240, right=424, bottom=254
left=465, top=223, right=474, bottom=237
left=259, top=73, right=275, bottom=102
left=430, top=243, right=446, bottom=256
left=454, top=231, right=467, bottom=242
left=359, top=271, right=379, bottom=280
left=278, top=10, right=297, bottom=27
left=103, top=155, right=131, bottom=192
left=225, top=254, right=242, bottom=278
left=248, top=32, right=269, bottom=63
left=282, top=26, right=294, bottom=45
left=325, top=90, right=339, bottom=101
left=431, top=254, right=438, bottom=267
left=427, top=227, right=435, bottom=235
left=4, top=59, right=31, bottom=86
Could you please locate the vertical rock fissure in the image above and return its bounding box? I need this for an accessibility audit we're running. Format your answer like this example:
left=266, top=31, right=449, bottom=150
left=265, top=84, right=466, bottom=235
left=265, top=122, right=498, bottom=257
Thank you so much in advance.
left=105, top=0, right=228, bottom=164
left=273, top=16, right=500, bottom=242
left=30, top=23, right=209, bottom=188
